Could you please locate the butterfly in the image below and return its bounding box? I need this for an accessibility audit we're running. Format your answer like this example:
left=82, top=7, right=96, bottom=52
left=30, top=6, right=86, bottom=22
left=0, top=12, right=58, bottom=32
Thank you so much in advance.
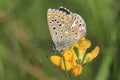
left=47, top=6, right=86, bottom=51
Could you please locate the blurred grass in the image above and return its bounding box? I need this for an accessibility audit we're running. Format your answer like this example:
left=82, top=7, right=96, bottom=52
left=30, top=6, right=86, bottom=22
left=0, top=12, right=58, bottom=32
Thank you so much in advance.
left=0, top=0, right=120, bottom=80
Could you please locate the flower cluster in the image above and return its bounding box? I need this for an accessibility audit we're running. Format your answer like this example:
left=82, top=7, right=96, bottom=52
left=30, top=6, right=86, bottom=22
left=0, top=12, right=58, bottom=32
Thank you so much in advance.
left=50, top=37, right=100, bottom=77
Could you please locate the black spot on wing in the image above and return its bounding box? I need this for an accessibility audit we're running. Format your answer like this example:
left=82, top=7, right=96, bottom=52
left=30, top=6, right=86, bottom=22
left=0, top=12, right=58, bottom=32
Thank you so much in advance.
left=59, top=7, right=70, bottom=15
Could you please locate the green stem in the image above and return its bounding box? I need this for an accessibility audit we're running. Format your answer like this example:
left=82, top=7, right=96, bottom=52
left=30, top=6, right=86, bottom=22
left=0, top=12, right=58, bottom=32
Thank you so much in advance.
left=63, top=57, right=70, bottom=80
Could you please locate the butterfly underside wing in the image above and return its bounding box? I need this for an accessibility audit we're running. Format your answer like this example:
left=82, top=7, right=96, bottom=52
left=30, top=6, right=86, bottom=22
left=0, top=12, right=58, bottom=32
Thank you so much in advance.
left=47, top=6, right=86, bottom=51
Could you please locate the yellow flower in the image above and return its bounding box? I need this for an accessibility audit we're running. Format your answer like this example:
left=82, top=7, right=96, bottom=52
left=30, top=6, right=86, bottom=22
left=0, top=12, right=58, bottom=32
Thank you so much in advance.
left=50, top=37, right=100, bottom=77
left=50, top=48, right=76, bottom=71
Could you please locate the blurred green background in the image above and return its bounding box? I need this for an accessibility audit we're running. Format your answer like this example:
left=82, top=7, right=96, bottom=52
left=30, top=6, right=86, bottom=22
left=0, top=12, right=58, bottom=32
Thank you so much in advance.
left=0, top=0, right=120, bottom=80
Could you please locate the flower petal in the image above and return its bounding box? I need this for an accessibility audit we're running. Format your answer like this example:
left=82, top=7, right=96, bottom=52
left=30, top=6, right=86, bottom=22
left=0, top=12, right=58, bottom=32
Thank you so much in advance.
left=90, top=46, right=100, bottom=58
left=50, top=56, right=61, bottom=67
left=61, top=49, right=73, bottom=61
left=72, top=65, right=82, bottom=77
left=77, top=37, right=91, bottom=49
left=50, top=56, right=72, bottom=71
left=83, top=46, right=100, bottom=64
left=60, top=59, right=72, bottom=71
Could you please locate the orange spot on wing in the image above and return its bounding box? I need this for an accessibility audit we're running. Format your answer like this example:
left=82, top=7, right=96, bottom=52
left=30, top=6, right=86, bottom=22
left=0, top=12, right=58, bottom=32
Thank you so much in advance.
left=78, top=24, right=81, bottom=27
left=80, top=29, right=83, bottom=33
left=61, top=16, right=64, bottom=19
left=66, top=17, right=69, bottom=21
left=75, top=21, right=78, bottom=24
left=72, top=17, right=76, bottom=20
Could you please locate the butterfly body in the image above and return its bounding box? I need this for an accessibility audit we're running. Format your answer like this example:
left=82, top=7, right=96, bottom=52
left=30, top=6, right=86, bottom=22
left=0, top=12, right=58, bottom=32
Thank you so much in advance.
left=47, top=7, right=86, bottom=51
